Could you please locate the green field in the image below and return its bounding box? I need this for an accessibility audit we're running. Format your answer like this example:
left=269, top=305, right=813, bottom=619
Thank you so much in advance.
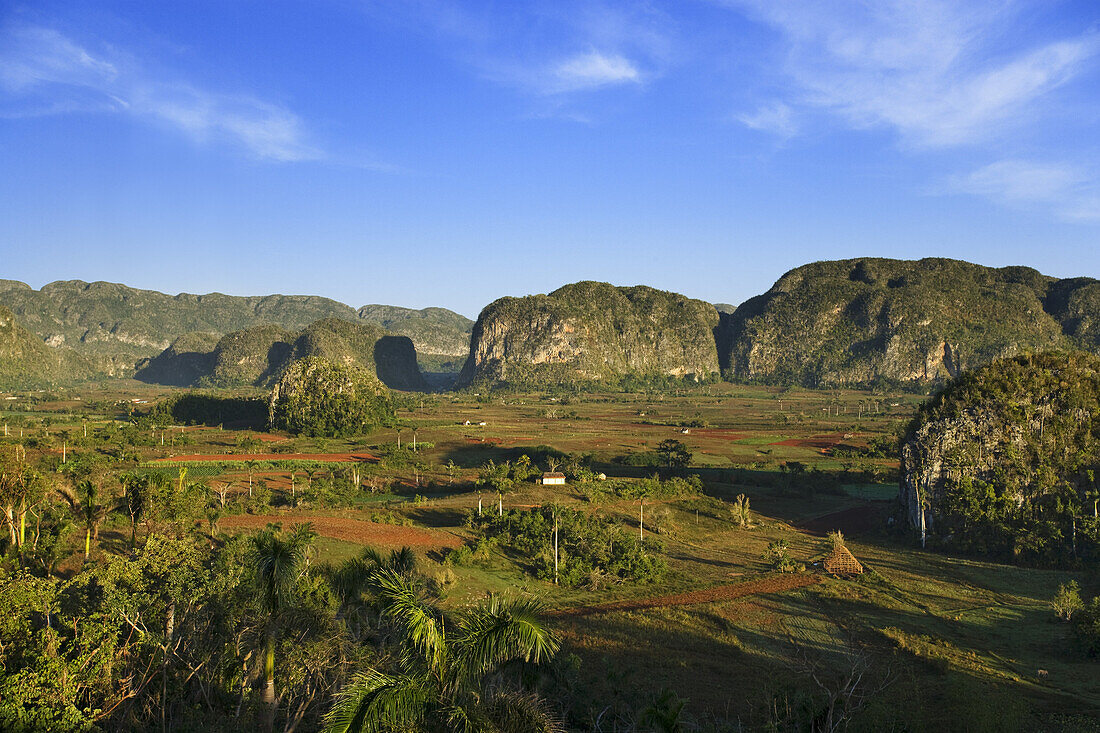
left=2, top=379, right=1098, bottom=731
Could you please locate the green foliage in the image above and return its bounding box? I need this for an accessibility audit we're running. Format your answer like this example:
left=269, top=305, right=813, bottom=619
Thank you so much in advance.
left=763, top=540, right=798, bottom=572
left=323, top=573, right=560, bottom=733
left=581, top=475, right=702, bottom=503
left=1073, top=596, right=1100, bottom=656
left=905, top=351, right=1100, bottom=564
left=147, top=392, right=269, bottom=429
left=270, top=357, right=392, bottom=437
left=1053, top=580, right=1084, bottom=621
left=656, top=439, right=692, bottom=468
left=472, top=506, right=666, bottom=587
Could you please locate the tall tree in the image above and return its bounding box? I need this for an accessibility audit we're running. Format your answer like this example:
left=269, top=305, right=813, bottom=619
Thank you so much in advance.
left=252, top=522, right=317, bottom=732
left=324, top=570, right=560, bottom=733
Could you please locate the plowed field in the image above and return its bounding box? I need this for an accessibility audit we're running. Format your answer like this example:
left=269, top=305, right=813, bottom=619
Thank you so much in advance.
left=219, top=514, right=462, bottom=549
left=153, top=451, right=378, bottom=463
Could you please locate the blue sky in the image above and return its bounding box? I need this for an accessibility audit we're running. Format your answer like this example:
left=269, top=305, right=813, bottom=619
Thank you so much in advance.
left=1, top=0, right=1099, bottom=318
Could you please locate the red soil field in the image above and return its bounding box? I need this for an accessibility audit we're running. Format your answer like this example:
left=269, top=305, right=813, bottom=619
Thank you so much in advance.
left=770, top=434, right=849, bottom=449
left=551, top=573, right=821, bottom=618
left=219, top=514, right=463, bottom=549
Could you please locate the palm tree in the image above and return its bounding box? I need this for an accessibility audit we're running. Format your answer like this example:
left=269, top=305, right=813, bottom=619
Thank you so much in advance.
left=118, top=471, right=148, bottom=549
left=245, top=459, right=260, bottom=498
left=324, top=570, right=561, bottom=733
left=252, top=522, right=317, bottom=732
left=60, top=478, right=110, bottom=559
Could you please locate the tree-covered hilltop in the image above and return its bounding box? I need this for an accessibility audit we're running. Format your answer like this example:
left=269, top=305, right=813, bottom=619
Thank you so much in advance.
left=457, top=281, right=721, bottom=389
left=356, top=304, right=473, bottom=360
left=0, top=306, right=92, bottom=390
left=717, top=258, right=1100, bottom=389
left=0, top=279, right=471, bottom=379
left=136, top=318, right=429, bottom=391
left=899, top=350, right=1100, bottom=565
left=268, top=356, right=392, bottom=437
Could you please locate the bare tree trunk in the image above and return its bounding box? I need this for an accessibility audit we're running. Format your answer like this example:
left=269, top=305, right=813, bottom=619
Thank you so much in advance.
left=553, top=510, right=559, bottom=585
left=263, top=629, right=276, bottom=732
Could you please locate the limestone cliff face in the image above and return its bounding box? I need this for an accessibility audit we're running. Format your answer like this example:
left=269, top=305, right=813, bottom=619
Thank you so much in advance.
left=457, top=282, right=720, bottom=388
left=899, top=408, right=1028, bottom=534
left=718, top=258, right=1078, bottom=388
left=898, top=351, right=1100, bottom=543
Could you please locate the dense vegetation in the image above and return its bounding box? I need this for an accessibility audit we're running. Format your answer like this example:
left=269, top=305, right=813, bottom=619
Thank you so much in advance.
left=0, top=279, right=470, bottom=380
left=269, top=357, right=392, bottom=437
left=719, top=258, right=1097, bottom=388
left=0, top=306, right=92, bottom=390
left=900, top=351, right=1100, bottom=565
left=147, top=393, right=269, bottom=430
left=137, top=318, right=428, bottom=392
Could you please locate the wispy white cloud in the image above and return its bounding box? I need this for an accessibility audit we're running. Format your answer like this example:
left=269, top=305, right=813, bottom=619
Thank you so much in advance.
left=363, top=2, right=669, bottom=103
left=724, top=1, right=1100, bottom=223
left=0, top=25, right=320, bottom=162
left=727, top=0, right=1098, bottom=147
left=737, top=101, right=797, bottom=138
left=551, top=51, right=641, bottom=93
left=949, top=160, right=1100, bottom=222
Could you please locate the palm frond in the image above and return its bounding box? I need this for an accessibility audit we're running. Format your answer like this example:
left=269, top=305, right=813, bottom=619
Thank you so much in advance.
left=481, top=689, right=564, bottom=733
left=391, top=546, right=417, bottom=575
left=323, top=669, right=434, bottom=733
left=451, top=596, right=560, bottom=685
left=374, top=569, right=447, bottom=672
left=252, top=522, right=316, bottom=615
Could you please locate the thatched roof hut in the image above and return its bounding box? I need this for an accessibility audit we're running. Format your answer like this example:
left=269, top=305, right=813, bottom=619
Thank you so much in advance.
left=823, top=544, right=863, bottom=575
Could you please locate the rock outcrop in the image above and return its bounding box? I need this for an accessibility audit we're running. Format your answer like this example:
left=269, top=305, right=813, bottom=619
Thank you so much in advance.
left=457, top=282, right=721, bottom=388
left=717, top=258, right=1094, bottom=388
left=898, top=351, right=1100, bottom=560
left=137, top=318, right=428, bottom=391
left=269, top=356, right=391, bottom=437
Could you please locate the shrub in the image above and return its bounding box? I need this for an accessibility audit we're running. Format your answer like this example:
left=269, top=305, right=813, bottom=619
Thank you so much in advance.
left=1053, top=580, right=1084, bottom=622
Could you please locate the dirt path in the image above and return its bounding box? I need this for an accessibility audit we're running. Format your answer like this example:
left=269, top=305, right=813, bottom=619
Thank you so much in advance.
left=152, top=451, right=379, bottom=463
left=551, top=573, right=821, bottom=618
left=219, top=514, right=462, bottom=549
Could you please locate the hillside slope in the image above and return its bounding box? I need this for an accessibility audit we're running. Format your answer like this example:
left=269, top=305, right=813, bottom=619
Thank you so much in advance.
left=0, top=279, right=470, bottom=378
left=716, top=258, right=1097, bottom=388
left=135, top=318, right=428, bottom=391
left=0, top=306, right=92, bottom=390
left=457, top=281, right=720, bottom=388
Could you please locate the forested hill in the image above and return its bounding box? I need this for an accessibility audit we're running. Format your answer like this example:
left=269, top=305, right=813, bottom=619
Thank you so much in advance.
left=898, top=351, right=1100, bottom=565
left=0, top=279, right=471, bottom=378
left=135, top=318, right=428, bottom=392
left=716, top=257, right=1100, bottom=388
left=0, top=306, right=92, bottom=390
left=457, top=281, right=721, bottom=388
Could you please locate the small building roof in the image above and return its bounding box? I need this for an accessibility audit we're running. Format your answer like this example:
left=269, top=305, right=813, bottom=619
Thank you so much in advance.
left=823, top=545, right=864, bottom=575
left=542, top=472, right=566, bottom=478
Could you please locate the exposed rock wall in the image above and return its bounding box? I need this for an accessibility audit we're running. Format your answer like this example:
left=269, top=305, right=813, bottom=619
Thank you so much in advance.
left=717, top=258, right=1087, bottom=388
left=458, top=282, right=720, bottom=388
